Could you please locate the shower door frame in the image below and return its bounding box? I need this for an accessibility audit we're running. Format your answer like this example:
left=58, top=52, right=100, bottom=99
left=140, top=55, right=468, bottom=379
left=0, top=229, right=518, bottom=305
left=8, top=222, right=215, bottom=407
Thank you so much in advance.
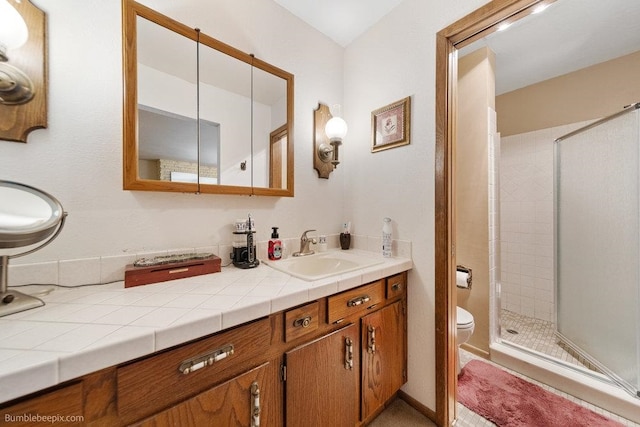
left=554, top=102, right=640, bottom=399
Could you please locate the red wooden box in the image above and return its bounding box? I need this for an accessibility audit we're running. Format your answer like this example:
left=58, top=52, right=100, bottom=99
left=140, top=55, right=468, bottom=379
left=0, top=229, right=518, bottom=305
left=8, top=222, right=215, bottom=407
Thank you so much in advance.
left=124, top=255, right=221, bottom=288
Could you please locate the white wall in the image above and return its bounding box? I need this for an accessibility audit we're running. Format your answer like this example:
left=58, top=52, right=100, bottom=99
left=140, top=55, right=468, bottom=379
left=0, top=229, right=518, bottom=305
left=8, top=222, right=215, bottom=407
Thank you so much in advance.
left=1, top=0, right=345, bottom=264
left=342, top=0, right=487, bottom=410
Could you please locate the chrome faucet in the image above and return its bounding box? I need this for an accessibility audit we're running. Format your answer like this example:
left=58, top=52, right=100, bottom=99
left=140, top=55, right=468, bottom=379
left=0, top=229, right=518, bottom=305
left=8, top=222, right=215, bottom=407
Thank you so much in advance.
left=293, top=229, right=317, bottom=257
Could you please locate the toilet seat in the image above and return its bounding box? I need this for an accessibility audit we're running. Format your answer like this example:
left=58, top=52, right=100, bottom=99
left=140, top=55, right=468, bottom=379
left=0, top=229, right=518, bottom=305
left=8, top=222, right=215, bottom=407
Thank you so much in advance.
left=457, top=306, right=474, bottom=328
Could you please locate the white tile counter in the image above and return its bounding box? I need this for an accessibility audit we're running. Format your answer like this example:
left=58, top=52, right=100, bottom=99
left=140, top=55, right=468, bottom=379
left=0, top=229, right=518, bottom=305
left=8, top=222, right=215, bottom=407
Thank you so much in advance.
left=0, top=250, right=412, bottom=404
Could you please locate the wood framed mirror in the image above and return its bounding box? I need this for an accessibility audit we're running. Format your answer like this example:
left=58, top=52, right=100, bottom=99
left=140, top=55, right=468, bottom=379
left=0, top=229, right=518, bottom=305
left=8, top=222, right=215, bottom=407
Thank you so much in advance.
left=122, top=0, right=294, bottom=196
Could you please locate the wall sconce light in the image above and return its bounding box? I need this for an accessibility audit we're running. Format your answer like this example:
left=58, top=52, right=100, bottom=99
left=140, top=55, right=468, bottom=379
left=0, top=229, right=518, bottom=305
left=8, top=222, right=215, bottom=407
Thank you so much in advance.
left=314, top=103, right=348, bottom=179
left=0, top=0, right=47, bottom=143
left=0, top=0, right=33, bottom=104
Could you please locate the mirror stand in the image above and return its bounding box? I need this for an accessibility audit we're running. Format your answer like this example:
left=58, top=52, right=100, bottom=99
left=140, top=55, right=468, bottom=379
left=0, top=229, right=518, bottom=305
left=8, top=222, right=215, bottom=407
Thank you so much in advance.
left=0, top=180, right=67, bottom=318
left=0, top=255, right=44, bottom=316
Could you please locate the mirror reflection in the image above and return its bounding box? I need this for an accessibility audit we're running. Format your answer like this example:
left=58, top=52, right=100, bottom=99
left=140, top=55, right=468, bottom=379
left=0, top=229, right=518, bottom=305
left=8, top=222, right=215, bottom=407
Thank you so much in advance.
left=136, top=15, right=199, bottom=183
left=252, top=65, right=288, bottom=190
left=198, top=38, right=251, bottom=187
left=123, top=0, right=294, bottom=196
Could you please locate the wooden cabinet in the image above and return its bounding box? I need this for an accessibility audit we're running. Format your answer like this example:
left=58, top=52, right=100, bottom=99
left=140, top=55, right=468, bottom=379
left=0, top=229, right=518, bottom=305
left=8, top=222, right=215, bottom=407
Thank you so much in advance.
left=385, top=272, right=406, bottom=299
left=133, top=360, right=282, bottom=427
left=361, top=300, right=407, bottom=421
left=327, top=280, right=385, bottom=324
left=285, top=323, right=360, bottom=427
left=117, top=317, right=272, bottom=424
left=1, top=271, right=408, bottom=427
left=286, top=272, right=408, bottom=426
left=284, top=301, right=319, bottom=342
left=0, top=383, right=84, bottom=426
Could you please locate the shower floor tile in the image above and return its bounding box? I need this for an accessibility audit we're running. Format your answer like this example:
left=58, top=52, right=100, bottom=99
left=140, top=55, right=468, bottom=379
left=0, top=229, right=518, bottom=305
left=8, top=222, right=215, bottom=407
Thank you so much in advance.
left=500, top=309, right=600, bottom=372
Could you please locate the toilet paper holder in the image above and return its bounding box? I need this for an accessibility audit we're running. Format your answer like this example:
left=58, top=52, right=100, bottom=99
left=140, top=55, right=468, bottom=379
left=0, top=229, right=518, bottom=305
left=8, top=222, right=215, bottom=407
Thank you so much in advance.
left=456, top=265, right=472, bottom=289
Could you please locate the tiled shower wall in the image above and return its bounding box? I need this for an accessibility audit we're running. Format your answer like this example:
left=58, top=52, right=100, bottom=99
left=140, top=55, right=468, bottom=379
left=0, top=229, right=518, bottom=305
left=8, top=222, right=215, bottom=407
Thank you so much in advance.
left=499, top=122, right=591, bottom=322
left=499, top=128, right=555, bottom=321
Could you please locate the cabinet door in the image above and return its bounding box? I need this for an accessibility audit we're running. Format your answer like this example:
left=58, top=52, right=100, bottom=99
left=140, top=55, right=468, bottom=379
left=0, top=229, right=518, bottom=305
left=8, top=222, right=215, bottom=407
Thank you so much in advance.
left=285, top=323, right=359, bottom=427
left=133, top=361, right=281, bottom=427
left=361, top=300, right=407, bottom=420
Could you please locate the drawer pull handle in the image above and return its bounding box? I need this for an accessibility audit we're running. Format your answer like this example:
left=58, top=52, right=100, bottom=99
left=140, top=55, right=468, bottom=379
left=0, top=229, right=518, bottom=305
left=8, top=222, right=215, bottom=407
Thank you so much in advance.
left=345, top=337, right=354, bottom=370
left=178, top=344, right=234, bottom=374
left=251, top=381, right=261, bottom=427
left=391, top=282, right=403, bottom=291
left=293, top=316, right=312, bottom=328
left=347, top=295, right=370, bottom=307
left=169, top=267, right=189, bottom=274
left=367, top=325, right=376, bottom=353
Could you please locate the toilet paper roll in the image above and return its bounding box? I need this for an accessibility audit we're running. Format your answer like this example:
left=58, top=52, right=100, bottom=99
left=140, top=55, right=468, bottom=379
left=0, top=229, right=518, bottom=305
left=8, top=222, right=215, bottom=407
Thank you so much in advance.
left=456, top=271, right=470, bottom=289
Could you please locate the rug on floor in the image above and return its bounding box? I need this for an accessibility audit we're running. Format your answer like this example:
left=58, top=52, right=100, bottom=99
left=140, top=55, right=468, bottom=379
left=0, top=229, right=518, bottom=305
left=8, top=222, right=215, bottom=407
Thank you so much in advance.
left=457, top=359, right=624, bottom=427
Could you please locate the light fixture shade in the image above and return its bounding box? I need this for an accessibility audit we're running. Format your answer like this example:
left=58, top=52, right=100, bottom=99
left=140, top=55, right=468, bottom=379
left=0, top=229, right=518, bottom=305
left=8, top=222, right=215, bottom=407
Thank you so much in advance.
left=0, top=0, right=28, bottom=56
left=325, top=116, right=348, bottom=142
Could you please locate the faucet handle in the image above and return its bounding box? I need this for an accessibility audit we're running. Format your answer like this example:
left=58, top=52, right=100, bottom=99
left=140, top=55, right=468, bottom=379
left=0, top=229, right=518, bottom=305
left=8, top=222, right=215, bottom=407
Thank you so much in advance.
left=302, top=229, right=316, bottom=238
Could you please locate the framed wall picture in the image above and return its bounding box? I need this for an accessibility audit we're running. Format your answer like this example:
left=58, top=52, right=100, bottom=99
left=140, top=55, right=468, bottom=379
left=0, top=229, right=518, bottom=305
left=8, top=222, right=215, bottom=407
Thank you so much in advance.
left=371, top=96, right=411, bottom=152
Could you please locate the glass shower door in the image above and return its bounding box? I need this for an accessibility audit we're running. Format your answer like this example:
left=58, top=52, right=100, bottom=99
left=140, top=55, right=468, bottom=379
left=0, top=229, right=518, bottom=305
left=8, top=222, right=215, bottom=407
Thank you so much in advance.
left=555, top=105, right=640, bottom=398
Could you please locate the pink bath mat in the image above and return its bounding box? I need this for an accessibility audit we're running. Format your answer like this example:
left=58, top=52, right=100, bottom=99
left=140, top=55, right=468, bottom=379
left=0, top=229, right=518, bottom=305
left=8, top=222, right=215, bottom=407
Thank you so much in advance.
left=457, top=359, right=625, bottom=427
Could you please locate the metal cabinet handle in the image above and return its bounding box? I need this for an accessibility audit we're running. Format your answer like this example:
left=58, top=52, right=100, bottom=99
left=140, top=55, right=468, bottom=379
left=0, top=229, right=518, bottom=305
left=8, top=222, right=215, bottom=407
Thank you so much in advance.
left=367, top=325, right=376, bottom=353
left=347, top=295, right=370, bottom=307
left=293, top=315, right=312, bottom=328
left=251, top=381, right=261, bottom=427
left=391, top=282, right=403, bottom=292
left=178, top=344, right=234, bottom=374
left=345, top=337, right=354, bottom=370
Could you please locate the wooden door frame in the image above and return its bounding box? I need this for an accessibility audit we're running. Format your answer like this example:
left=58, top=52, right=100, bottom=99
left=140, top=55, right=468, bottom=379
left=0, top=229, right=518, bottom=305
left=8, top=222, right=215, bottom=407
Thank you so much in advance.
left=269, top=124, right=287, bottom=188
left=434, top=1, right=544, bottom=425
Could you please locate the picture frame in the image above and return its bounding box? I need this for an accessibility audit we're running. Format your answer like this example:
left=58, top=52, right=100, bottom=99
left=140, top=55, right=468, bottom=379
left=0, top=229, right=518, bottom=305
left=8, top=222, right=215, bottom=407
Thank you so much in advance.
left=371, top=96, right=411, bottom=152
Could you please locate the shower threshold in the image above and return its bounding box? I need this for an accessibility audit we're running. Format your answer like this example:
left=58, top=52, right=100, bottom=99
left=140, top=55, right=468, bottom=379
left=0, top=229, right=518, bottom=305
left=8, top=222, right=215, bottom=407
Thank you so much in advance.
left=491, top=341, right=640, bottom=425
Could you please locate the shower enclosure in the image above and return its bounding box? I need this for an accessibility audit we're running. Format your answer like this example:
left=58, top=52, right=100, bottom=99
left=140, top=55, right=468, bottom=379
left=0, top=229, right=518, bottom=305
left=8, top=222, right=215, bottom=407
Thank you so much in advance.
left=554, top=102, right=640, bottom=398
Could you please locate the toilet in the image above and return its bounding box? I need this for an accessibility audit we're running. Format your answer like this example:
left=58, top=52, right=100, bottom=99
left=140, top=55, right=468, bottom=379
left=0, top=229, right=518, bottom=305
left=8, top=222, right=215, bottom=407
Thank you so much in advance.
left=456, top=306, right=475, bottom=375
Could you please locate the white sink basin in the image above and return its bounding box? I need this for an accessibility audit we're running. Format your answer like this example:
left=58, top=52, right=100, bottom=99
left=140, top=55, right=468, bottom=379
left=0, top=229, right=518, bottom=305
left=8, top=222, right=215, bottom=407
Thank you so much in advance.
left=262, top=250, right=384, bottom=281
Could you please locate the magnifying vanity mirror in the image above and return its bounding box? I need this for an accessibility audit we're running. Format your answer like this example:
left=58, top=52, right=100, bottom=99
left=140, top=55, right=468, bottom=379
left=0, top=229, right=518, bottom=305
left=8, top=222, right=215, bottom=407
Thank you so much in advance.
left=123, top=0, right=294, bottom=196
left=0, top=180, right=67, bottom=317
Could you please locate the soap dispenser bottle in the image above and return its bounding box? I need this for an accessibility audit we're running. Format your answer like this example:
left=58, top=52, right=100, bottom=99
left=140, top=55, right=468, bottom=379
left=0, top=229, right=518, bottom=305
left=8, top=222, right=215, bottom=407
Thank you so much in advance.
left=268, top=227, right=282, bottom=260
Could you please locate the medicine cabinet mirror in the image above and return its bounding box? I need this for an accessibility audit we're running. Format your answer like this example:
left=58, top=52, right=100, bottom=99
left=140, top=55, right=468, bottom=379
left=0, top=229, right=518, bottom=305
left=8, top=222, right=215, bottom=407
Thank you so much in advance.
left=123, top=0, right=294, bottom=196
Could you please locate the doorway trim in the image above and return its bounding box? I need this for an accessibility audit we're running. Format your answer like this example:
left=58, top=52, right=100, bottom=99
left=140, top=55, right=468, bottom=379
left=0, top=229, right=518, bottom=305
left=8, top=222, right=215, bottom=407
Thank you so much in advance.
left=434, top=1, right=544, bottom=425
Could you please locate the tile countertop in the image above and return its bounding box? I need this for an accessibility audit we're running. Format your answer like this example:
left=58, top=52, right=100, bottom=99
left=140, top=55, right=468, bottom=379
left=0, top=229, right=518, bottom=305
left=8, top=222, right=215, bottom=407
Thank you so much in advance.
left=0, top=250, right=412, bottom=404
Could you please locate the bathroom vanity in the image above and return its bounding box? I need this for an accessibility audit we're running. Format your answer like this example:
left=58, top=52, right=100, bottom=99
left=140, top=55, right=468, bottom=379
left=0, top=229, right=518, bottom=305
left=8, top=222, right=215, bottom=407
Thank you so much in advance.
left=0, top=256, right=410, bottom=426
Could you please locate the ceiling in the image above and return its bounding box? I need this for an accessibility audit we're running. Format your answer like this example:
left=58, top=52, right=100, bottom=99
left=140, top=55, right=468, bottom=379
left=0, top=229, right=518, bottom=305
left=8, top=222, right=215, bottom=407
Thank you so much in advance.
left=276, top=0, right=640, bottom=94
left=272, top=0, right=404, bottom=47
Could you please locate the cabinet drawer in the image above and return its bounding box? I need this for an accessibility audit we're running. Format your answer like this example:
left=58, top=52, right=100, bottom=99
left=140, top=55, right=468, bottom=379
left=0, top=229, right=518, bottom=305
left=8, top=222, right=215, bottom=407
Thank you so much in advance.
left=285, top=301, right=319, bottom=342
left=133, top=362, right=281, bottom=427
left=327, top=280, right=385, bottom=324
left=117, top=317, right=271, bottom=423
left=386, top=272, right=406, bottom=299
